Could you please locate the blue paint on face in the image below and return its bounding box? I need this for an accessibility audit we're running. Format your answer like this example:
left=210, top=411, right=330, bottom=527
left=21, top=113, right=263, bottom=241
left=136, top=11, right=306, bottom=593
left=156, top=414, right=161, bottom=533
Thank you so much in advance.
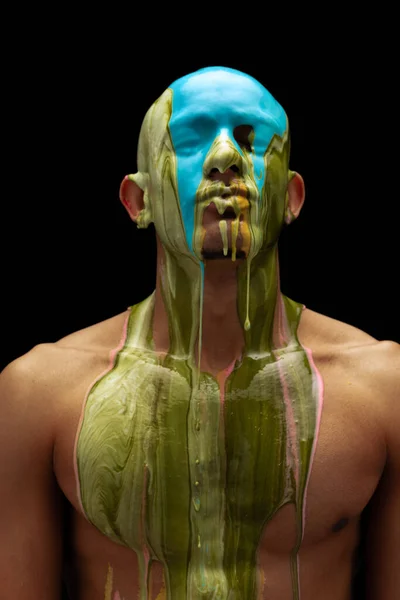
left=168, top=67, right=287, bottom=255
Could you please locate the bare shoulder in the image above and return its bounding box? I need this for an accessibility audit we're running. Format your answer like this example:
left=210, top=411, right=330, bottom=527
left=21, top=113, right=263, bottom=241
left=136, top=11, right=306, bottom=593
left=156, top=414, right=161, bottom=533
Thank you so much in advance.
left=298, top=307, right=379, bottom=351
left=299, top=306, right=399, bottom=415
left=300, top=304, right=397, bottom=350
left=0, top=309, right=130, bottom=413
left=55, top=308, right=130, bottom=354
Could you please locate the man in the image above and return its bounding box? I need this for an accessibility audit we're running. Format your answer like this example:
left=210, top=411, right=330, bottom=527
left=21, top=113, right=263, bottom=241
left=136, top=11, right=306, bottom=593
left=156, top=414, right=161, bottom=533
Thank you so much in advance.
left=0, top=66, right=398, bottom=599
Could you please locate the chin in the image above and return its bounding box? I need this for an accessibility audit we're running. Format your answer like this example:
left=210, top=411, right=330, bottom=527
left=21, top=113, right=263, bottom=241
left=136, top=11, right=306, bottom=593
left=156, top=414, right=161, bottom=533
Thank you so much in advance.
left=201, top=247, right=247, bottom=261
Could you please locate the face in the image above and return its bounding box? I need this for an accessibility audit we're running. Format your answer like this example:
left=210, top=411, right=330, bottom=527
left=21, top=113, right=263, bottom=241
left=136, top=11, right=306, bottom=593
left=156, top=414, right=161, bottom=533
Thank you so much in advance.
left=168, top=67, right=288, bottom=262
left=131, top=67, right=291, bottom=265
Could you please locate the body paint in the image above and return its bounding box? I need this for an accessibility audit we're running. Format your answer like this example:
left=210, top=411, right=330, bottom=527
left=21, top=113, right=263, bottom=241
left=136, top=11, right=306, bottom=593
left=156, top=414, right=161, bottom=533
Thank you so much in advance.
left=218, top=220, right=228, bottom=256
left=169, top=67, right=286, bottom=256
left=104, top=564, right=124, bottom=600
left=104, top=564, right=113, bottom=599
left=74, top=68, right=323, bottom=599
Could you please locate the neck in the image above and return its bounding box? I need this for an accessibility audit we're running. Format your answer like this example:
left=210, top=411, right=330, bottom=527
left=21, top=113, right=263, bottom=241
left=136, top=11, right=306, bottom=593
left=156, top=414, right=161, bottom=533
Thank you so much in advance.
left=199, top=259, right=245, bottom=375
left=152, top=237, right=290, bottom=377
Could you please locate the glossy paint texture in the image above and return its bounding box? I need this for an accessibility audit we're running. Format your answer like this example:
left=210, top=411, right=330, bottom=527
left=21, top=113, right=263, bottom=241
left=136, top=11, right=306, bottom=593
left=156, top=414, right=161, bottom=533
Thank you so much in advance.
left=169, top=67, right=286, bottom=256
left=75, top=67, right=324, bottom=599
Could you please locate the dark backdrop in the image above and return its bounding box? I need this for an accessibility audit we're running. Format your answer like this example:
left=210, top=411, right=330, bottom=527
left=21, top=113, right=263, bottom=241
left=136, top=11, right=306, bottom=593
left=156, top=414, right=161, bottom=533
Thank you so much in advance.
left=3, top=31, right=398, bottom=369
left=2, top=15, right=398, bottom=599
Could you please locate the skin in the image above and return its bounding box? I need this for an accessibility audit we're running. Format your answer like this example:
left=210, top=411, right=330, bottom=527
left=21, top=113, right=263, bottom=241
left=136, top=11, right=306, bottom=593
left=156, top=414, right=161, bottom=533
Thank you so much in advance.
left=76, top=68, right=323, bottom=598
left=0, top=68, right=399, bottom=599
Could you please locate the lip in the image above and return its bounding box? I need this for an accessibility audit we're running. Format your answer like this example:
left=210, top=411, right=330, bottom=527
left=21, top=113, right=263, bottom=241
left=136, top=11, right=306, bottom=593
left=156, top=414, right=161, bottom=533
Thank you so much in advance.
left=201, top=195, right=250, bottom=210
left=202, top=200, right=246, bottom=222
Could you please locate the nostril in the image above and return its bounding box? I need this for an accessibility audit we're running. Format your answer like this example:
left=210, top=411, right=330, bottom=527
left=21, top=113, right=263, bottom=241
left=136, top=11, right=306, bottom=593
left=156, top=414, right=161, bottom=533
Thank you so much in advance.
left=208, top=165, right=241, bottom=182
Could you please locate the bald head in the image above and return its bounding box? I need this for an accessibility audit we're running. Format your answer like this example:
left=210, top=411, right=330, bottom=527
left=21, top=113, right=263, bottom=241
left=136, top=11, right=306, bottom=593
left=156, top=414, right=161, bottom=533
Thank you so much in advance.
left=169, top=67, right=286, bottom=130
left=122, top=67, right=303, bottom=262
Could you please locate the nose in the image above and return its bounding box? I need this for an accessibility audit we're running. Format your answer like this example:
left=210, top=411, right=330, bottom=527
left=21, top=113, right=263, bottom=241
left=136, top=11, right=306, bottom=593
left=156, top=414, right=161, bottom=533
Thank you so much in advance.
left=209, top=165, right=240, bottom=186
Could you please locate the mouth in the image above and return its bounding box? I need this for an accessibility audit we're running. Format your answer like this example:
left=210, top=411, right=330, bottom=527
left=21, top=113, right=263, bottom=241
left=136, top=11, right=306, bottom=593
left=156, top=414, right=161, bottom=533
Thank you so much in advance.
left=199, top=180, right=250, bottom=202
left=220, top=205, right=238, bottom=220
left=197, top=194, right=252, bottom=262
left=202, top=200, right=247, bottom=224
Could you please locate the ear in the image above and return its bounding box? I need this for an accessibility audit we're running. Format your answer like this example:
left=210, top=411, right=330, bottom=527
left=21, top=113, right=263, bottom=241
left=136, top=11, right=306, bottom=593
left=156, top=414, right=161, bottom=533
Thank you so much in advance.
left=119, top=175, right=145, bottom=222
left=285, top=171, right=305, bottom=224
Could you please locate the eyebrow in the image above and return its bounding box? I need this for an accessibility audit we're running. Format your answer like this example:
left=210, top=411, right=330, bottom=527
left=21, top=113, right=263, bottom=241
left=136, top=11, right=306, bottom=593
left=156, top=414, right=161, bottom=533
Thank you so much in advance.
left=169, top=110, right=217, bottom=128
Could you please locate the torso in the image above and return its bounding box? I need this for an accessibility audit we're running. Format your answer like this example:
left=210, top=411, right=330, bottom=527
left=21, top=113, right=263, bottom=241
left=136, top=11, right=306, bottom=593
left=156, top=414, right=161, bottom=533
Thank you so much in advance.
left=49, top=301, right=387, bottom=599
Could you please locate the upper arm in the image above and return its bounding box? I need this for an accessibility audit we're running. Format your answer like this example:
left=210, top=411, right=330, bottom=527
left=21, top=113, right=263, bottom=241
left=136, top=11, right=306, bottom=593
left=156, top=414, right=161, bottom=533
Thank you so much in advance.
left=365, top=341, right=400, bottom=600
left=0, top=353, right=64, bottom=598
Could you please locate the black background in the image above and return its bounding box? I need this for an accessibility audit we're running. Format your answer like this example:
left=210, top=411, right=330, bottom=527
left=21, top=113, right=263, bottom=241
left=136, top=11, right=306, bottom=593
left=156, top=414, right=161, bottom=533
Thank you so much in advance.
left=3, top=18, right=398, bottom=371
left=2, top=14, right=398, bottom=598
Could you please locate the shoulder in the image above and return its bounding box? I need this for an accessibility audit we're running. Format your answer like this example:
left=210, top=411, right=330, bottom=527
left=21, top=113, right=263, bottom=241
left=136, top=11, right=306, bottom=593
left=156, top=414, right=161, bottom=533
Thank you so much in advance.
left=299, top=305, right=398, bottom=371
left=55, top=309, right=130, bottom=354
left=298, top=307, right=378, bottom=352
left=299, top=306, right=398, bottom=362
left=299, top=306, right=399, bottom=425
left=0, top=309, right=130, bottom=409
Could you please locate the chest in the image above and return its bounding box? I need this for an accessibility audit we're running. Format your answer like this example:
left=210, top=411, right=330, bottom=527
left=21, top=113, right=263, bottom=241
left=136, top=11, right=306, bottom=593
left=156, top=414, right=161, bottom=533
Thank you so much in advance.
left=55, top=349, right=383, bottom=554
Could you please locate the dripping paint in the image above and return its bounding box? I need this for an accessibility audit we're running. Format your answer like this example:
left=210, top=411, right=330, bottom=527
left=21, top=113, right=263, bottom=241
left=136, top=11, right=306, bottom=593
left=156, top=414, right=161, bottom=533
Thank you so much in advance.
left=74, top=67, right=324, bottom=599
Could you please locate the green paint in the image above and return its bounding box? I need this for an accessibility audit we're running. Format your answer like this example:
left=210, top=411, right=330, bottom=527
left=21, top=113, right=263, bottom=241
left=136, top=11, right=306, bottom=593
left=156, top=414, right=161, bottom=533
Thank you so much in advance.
left=75, top=74, right=323, bottom=599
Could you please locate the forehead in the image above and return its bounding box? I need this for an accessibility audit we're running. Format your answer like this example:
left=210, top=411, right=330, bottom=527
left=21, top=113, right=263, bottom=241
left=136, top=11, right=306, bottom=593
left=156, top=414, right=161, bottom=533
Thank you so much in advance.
left=169, top=68, right=286, bottom=128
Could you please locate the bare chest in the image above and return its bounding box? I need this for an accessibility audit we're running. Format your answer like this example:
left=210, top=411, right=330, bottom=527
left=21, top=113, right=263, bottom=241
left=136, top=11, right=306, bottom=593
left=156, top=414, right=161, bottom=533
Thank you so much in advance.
left=55, top=346, right=382, bottom=551
left=54, top=349, right=384, bottom=591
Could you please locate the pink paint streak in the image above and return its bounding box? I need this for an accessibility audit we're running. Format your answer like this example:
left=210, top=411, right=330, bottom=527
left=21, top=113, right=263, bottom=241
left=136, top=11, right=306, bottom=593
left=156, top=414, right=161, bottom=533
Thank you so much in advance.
left=217, top=358, right=236, bottom=409
left=140, top=463, right=151, bottom=596
left=273, top=350, right=300, bottom=493
left=300, top=344, right=324, bottom=537
left=73, top=310, right=131, bottom=515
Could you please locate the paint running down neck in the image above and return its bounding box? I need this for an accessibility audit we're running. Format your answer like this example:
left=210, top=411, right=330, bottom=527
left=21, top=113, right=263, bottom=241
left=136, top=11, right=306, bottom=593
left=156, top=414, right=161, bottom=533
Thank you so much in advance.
left=153, top=234, right=285, bottom=377
left=153, top=239, right=245, bottom=375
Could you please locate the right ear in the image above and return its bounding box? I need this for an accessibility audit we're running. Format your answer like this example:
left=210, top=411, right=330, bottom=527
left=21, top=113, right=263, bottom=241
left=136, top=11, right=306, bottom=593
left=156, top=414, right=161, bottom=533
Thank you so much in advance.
left=119, top=175, right=145, bottom=223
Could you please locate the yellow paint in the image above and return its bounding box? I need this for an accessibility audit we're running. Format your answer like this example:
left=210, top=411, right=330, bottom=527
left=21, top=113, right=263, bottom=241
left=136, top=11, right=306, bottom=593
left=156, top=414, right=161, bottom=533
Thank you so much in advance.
left=218, top=219, right=228, bottom=256
left=155, top=580, right=167, bottom=600
left=104, top=563, right=113, bottom=600
left=257, top=565, right=266, bottom=598
left=245, top=258, right=251, bottom=331
left=77, top=75, right=323, bottom=600
left=231, top=217, right=239, bottom=261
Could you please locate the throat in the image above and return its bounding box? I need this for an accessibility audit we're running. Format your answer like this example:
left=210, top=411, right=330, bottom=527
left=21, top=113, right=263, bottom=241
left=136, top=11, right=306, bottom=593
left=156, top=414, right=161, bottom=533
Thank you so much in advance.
left=153, top=237, right=288, bottom=368
left=198, top=309, right=244, bottom=376
left=197, top=260, right=245, bottom=374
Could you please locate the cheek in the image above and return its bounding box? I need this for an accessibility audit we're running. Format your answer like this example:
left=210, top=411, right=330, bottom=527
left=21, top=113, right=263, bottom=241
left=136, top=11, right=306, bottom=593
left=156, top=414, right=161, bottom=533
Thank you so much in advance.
left=176, top=152, right=205, bottom=178
left=252, top=155, right=267, bottom=189
left=264, top=196, right=286, bottom=244
left=175, top=154, right=207, bottom=207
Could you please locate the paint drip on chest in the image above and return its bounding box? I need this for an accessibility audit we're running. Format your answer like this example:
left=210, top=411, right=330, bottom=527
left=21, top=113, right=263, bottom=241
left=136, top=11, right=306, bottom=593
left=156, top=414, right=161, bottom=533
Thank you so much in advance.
left=74, top=67, right=324, bottom=599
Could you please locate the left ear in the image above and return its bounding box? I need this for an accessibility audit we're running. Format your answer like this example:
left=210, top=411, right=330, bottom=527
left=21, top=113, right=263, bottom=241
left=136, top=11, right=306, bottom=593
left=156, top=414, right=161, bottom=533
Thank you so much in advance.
left=285, top=171, right=305, bottom=224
